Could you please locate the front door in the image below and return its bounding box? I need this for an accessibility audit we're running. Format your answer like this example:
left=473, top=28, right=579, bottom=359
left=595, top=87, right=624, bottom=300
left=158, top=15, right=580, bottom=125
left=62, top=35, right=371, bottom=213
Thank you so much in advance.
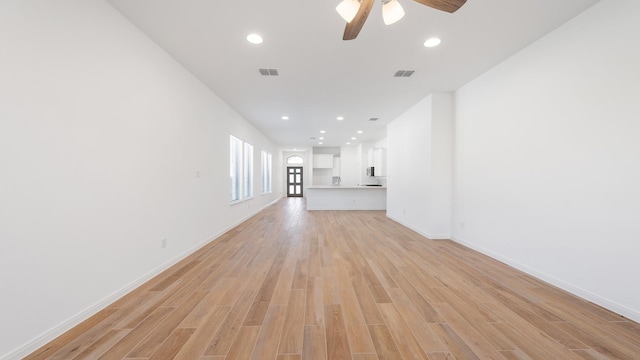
left=287, top=167, right=303, bottom=197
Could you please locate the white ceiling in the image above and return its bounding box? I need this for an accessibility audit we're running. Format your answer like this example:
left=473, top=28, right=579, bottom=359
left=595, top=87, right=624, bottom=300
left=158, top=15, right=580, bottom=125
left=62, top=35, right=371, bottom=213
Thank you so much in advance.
left=106, top=0, right=600, bottom=149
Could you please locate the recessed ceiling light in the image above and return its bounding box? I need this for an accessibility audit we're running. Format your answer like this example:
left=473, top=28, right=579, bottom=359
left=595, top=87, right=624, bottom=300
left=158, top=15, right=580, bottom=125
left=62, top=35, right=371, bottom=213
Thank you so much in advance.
left=319, top=142, right=323, bottom=145
left=346, top=142, right=351, bottom=145
left=247, top=33, right=263, bottom=44
left=320, top=130, right=326, bottom=134
left=357, top=130, right=363, bottom=134
left=424, top=37, right=441, bottom=48
left=281, top=116, right=289, bottom=120
left=319, top=137, right=325, bottom=140
left=337, top=116, right=344, bottom=121
left=351, top=137, right=356, bottom=140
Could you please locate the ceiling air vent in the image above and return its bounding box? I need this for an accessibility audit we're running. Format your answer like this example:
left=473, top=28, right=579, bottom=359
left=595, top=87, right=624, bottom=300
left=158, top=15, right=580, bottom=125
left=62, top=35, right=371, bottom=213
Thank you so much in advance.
left=394, top=70, right=415, bottom=77
left=369, top=117, right=379, bottom=122
left=259, top=68, right=279, bottom=76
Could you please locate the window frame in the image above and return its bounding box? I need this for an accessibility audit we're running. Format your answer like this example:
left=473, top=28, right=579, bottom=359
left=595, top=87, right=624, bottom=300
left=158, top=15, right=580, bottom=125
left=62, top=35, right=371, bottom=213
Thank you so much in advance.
left=229, top=135, right=243, bottom=203
left=261, top=150, right=273, bottom=194
left=243, top=142, right=254, bottom=199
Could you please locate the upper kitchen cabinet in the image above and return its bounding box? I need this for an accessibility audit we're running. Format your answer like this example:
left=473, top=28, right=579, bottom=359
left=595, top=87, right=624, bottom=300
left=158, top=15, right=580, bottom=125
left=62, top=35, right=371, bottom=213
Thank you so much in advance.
left=333, top=156, right=341, bottom=176
left=368, top=147, right=387, bottom=176
left=313, top=154, right=334, bottom=168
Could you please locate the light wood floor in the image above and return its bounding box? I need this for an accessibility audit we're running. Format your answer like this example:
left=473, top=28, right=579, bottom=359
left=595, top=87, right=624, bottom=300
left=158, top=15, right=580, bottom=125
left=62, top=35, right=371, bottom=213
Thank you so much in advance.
left=27, top=198, right=640, bottom=359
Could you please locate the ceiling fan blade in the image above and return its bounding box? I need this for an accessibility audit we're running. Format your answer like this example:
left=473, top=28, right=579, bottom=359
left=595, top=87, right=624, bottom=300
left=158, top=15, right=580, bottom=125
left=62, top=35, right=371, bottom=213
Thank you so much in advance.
left=413, top=0, right=467, bottom=13
left=343, top=0, right=375, bottom=40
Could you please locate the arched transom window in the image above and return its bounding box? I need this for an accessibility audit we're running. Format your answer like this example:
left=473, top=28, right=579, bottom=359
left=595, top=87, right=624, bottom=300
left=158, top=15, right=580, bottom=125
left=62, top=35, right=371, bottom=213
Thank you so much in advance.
left=287, top=155, right=304, bottom=165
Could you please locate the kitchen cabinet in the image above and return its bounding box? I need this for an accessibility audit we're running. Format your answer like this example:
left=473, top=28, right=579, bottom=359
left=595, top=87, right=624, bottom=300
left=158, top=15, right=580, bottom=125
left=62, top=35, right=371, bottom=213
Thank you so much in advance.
left=313, top=154, right=334, bottom=168
left=307, top=186, right=387, bottom=210
left=373, top=148, right=386, bottom=176
left=333, top=157, right=341, bottom=176
left=367, top=148, right=387, bottom=176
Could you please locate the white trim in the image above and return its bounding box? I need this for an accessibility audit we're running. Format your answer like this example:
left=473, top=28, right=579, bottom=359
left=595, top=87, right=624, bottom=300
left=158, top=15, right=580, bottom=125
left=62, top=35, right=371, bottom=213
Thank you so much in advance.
left=230, top=196, right=255, bottom=206
left=386, top=214, right=451, bottom=240
left=451, top=235, right=640, bottom=324
left=2, top=198, right=281, bottom=360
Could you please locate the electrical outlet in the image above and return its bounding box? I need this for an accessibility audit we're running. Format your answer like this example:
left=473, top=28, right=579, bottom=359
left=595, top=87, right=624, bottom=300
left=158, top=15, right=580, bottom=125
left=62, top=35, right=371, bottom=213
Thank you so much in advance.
left=162, top=238, right=167, bottom=248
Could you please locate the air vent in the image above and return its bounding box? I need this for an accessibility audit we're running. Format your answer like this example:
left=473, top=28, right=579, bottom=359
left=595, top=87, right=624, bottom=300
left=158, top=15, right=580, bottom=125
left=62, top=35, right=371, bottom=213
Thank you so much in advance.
left=369, top=117, right=379, bottom=121
left=394, top=70, right=415, bottom=77
left=259, top=68, right=279, bottom=76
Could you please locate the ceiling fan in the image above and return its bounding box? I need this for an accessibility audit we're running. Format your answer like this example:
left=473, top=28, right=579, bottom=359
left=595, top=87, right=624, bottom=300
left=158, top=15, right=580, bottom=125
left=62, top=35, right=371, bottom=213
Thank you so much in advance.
left=336, top=0, right=467, bottom=40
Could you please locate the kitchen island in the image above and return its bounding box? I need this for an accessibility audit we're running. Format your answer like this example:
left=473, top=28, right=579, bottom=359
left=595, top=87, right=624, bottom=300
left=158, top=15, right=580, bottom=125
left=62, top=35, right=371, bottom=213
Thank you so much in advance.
left=306, top=185, right=387, bottom=210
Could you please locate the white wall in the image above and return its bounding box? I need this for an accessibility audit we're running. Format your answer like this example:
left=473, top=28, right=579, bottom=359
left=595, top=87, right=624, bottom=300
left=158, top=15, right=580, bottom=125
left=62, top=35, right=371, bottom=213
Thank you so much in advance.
left=0, top=1, right=281, bottom=358
left=453, top=0, right=640, bottom=321
left=387, top=94, right=454, bottom=239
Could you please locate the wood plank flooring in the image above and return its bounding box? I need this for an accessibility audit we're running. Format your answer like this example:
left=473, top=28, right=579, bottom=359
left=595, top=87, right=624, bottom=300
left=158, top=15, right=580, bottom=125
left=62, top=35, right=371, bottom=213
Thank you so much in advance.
left=26, top=198, right=640, bottom=359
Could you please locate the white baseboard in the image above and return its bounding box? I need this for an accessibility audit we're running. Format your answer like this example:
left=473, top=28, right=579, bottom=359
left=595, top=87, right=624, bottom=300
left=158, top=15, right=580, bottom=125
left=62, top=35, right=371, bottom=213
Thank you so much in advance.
left=451, top=235, right=640, bottom=324
left=2, top=198, right=281, bottom=360
left=386, top=215, right=451, bottom=240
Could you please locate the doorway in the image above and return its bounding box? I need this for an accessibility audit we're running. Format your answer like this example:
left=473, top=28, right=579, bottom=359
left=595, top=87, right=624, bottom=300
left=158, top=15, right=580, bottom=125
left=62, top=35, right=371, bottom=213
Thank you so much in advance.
left=287, top=166, right=303, bottom=197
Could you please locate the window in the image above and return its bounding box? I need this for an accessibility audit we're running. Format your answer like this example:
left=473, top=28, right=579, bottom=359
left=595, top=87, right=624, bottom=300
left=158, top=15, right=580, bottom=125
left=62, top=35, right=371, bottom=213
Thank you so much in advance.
left=261, top=151, right=272, bottom=194
left=287, top=155, right=304, bottom=165
left=244, top=143, right=254, bottom=198
left=230, top=136, right=243, bottom=202
left=230, top=135, right=254, bottom=203
left=267, top=152, right=272, bottom=193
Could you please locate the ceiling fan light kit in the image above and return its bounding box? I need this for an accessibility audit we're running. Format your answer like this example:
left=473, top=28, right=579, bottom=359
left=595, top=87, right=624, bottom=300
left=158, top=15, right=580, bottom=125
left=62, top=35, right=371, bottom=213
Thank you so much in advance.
left=382, top=0, right=405, bottom=25
left=338, top=0, right=467, bottom=40
left=336, top=0, right=361, bottom=23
